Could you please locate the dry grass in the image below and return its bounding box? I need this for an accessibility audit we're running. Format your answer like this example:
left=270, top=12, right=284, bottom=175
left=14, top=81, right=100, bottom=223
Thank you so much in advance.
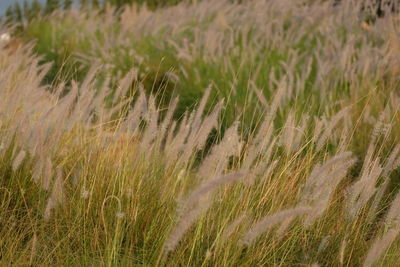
left=1, top=0, right=400, bottom=266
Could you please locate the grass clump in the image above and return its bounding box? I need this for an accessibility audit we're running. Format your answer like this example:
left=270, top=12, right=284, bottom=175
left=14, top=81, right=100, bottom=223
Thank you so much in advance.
left=1, top=0, right=400, bottom=266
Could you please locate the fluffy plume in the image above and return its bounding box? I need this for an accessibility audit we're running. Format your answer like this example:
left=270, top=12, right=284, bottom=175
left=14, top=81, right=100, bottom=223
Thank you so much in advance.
left=299, top=152, right=356, bottom=226
left=314, top=108, right=349, bottom=151
left=165, top=172, right=243, bottom=253
left=197, top=121, right=242, bottom=179
left=347, top=156, right=383, bottom=219
left=241, top=206, right=312, bottom=246
left=164, top=198, right=211, bottom=253
left=221, top=214, right=248, bottom=242
left=12, top=150, right=26, bottom=171
left=44, top=167, right=65, bottom=221
left=280, top=112, right=308, bottom=154
left=180, top=172, right=243, bottom=212
left=364, top=192, right=400, bottom=267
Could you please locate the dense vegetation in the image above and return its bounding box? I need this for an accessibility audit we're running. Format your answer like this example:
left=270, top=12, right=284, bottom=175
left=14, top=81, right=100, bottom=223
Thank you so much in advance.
left=5, top=0, right=190, bottom=22
left=1, top=0, right=400, bottom=266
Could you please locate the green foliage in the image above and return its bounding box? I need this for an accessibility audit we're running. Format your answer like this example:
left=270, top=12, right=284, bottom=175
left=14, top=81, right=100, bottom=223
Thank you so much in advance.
left=63, top=0, right=73, bottom=9
left=92, top=0, right=100, bottom=8
left=31, top=0, right=43, bottom=17
left=4, top=6, right=14, bottom=24
left=80, top=0, right=89, bottom=9
left=13, top=2, right=23, bottom=23
left=106, top=0, right=184, bottom=9
left=3, top=0, right=193, bottom=24
left=45, top=0, right=61, bottom=14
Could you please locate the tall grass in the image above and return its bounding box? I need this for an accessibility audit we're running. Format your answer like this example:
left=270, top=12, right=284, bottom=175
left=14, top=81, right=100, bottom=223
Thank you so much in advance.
left=1, top=0, right=400, bottom=265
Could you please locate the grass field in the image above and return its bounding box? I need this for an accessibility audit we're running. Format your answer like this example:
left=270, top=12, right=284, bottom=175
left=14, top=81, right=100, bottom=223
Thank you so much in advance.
left=1, top=0, right=400, bottom=266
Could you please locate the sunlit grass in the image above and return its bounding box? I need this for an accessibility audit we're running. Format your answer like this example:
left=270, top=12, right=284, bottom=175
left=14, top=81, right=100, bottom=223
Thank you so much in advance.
left=1, top=0, right=400, bottom=266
